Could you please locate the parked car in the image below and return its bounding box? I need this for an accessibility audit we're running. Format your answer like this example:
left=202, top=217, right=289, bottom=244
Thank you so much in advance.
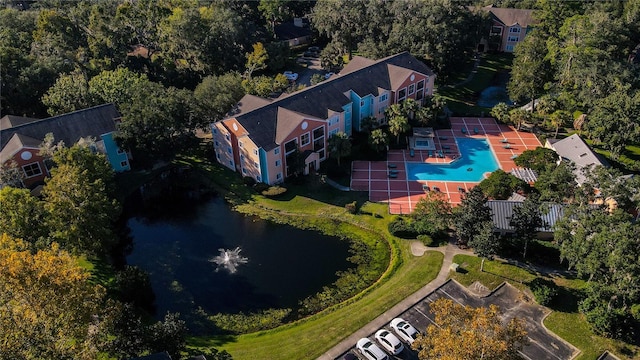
left=375, top=329, right=404, bottom=355
left=390, top=318, right=420, bottom=344
left=324, top=72, right=335, bottom=79
left=342, top=352, right=358, bottom=360
left=308, top=46, right=320, bottom=53
left=283, top=71, right=298, bottom=81
left=356, top=338, right=389, bottom=360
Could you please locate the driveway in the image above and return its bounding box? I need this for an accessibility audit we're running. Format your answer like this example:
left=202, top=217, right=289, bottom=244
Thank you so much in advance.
left=296, top=56, right=325, bottom=87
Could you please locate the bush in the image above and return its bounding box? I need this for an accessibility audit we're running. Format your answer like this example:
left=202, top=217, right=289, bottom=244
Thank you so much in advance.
left=253, top=182, right=269, bottom=193
left=261, top=186, right=287, bottom=197
left=417, top=234, right=433, bottom=246
left=242, top=176, right=256, bottom=186
left=345, top=201, right=357, bottom=214
left=388, top=217, right=418, bottom=238
left=529, top=278, right=558, bottom=306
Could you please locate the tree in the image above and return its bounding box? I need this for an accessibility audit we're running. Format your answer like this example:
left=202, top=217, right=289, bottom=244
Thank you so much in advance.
left=193, top=73, right=245, bottom=128
left=580, top=165, right=640, bottom=213
left=0, top=234, right=116, bottom=360
left=368, top=128, right=389, bottom=154
left=490, top=102, right=511, bottom=124
left=52, top=144, right=117, bottom=196
left=259, top=0, right=291, bottom=34
left=534, top=162, right=577, bottom=202
left=508, top=108, right=531, bottom=131
left=42, top=71, right=94, bottom=116
left=411, top=191, right=452, bottom=238
left=412, top=298, right=528, bottom=360
left=470, top=220, right=498, bottom=272
left=387, top=104, right=410, bottom=144
left=453, top=187, right=492, bottom=247
left=42, top=163, right=120, bottom=256
left=328, top=132, right=352, bottom=167
left=547, top=110, right=572, bottom=138
left=509, top=194, right=545, bottom=259
left=319, top=40, right=345, bottom=72
left=0, top=187, right=47, bottom=245
left=312, top=0, right=367, bottom=60
left=478, top=169, right=529, bottom=200
left=244, top=42, right=269, bottom=79
left=507, top=30, right=550, bottom=112
left=0, top=160, right=25, bottom=188
left=146, top=312, right=187, bottom=359
left=514, top=147, right=558, bottom=174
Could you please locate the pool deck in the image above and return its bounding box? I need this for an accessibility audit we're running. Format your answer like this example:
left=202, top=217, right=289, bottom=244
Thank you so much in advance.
left=350, top=117, right=542, bottom=214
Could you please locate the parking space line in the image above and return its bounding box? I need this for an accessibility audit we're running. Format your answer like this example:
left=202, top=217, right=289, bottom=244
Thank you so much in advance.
left=438, top=289, right=465, bottom=306
left=528, top=338, right=564, bottom=360
left=518, top=350, right=533, bottom=360
left=414, top=308, right=438, bottom=327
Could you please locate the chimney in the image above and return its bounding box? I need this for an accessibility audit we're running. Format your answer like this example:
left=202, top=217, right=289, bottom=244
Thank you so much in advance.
left=294, top=18, right=303, bottom=27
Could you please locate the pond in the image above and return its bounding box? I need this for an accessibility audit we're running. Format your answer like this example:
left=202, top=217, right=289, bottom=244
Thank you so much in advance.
left=123, top=187, right=353, bottom=328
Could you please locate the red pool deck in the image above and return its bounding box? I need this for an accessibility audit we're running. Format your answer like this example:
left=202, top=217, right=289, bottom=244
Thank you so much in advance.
left=350, top=117, right=542, bottom=214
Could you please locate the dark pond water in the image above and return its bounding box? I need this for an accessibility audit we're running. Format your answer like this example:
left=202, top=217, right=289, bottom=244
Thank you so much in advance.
left=124, top=188, right=353, bottom=323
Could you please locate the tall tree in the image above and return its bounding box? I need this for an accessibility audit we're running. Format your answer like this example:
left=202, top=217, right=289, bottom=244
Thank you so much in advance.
left=0, top=187, right=47, bottom=245
left=490, top=102, right=510, bottom=124
left=387, top=104, right=410, bottom=144
left=42, top=71, right=94, bottom=115
left=453, top=187, right=493, bottom=247
left=244, top=42, right=269, bottom=79
left=411, top=191, right=452, bottom=238
left=412, top=298, right=528, bottom=360
left=534, top=162, right=577, bottom=203
left=509, top=194, right=545, bottom=259
left=42, top=163, right=120, bottom=256
left=327, top=132, right=352, bottom=167
left=368, top=128, right=389, bottom=154
left=0, top=234, right=116, bottom=360
left=193, top=73, right=245, bottom=128
left=469, top=220, right=498, bottom=272
left=507, top=31, right=550, bottom=111
left=513, top=147, right=558, bottom=174
left=478, top=169, right=529, bottom=200
left=258, top=0, right=291, bottom=34
left=312, top=0, right=367, bottom=60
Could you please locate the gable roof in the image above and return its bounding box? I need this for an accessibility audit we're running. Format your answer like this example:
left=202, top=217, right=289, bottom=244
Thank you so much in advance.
left=485, top=6, right=535, bottom=28
left=549, top=134, right=607, bottom=169
left=0, top=133, right=42, bottom=163
left=0, top=115, right=40, bottom=129
left=487, top=200, right=565, bottom=232
left=226, top=52, right=434, bottom=151
left=0, top=104, right=120, bottom=150
left=275, top=107, right=322, bottom=144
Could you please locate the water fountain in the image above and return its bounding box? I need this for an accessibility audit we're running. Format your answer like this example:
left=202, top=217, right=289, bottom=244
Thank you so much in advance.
left=210, top=247, right=248, bottom=274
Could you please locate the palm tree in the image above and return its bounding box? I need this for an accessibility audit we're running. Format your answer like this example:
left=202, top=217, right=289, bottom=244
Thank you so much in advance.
left=388, top=114, right=410, bottom=145
left=369, top=128, right=389, bottom=153
left=328, top=132, right=351, bottom=167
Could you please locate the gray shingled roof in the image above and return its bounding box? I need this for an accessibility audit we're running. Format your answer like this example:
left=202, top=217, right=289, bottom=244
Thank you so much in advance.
left=274, top=22, right=312, bottom=40
left=0, top=115, right=40, bottom=129
left=0, top=133, right=42, bottom=163
left=486, top=6, right=536, bottom=27
left=487, top=200, right=565, bottom=232
left=229, top=52, right=434, bottom=151
left=549, top=134, right=609, bottom=184
left=0, top=104, right=120, bottom=150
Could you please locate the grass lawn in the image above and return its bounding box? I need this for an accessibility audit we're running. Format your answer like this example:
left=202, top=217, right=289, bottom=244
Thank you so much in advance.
left=437, top=53, right=513, bottom=116
left=448, top=255, right=640, bottom=359
left=176, top=155, right=445, bottom=359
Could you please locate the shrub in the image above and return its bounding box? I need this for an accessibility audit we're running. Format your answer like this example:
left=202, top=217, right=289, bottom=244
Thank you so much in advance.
left=242, top=176, right=256, bottom=186
left=345, top=201, right=357, bottom=214
left=529, top=278, right=558, bottom=306
left=253, top=182, right=269, bottom=193
left=388, top=217, right=418, bottom=238
left=261, top=186, right=287, bottom=197
left=417, top=234, right=433, bottom=246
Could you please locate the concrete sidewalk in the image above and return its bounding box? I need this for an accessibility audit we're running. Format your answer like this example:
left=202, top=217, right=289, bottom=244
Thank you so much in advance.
left=318, top=243, right=468, bottom=360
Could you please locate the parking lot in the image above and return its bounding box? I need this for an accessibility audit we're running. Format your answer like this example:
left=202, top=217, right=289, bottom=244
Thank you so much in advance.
left=336, top=280, right=579, bottom=360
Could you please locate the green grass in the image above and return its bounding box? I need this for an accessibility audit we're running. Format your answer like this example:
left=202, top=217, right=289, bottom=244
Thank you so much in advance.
left=437, top=53, right=513, bottom=116
left=448, top=254, right=536, bottom=291
left=448, top=255, right=640, bottom=359
left=175, top=156, right=445, bottom=358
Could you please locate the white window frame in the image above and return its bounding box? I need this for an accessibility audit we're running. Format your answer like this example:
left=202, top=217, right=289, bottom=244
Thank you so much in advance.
left=508, top=35, right=519, bottom=42
left=254, top=149, right=259, bottom=156
left=506, top=45, right=514, bottom=51
left=274, top=147, right=280, bottom=155
left=379, top=93, right=388, bottom=102
left=284, top=138, right=298, bottom=155
left=276, top=173, right=282, bottom=180
left=397, top=87, right=407, bottom=101
left=300, top=132, right=310, bottom=146
left=239, top=141, right=243, bottom=148
left=120, top=160, right=128, bottom=167
left=328, top=116, right=339, bottom=126
left=22, top=162, right=42, bottom=178
left=408, top=84, right=415, bottom=95
left=275, top=159, right=281, bottom=167
left=510, top=27, right=521, bottom=33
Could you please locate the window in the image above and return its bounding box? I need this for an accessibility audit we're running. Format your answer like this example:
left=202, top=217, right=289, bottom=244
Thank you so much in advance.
left=370, top=98, right=374, bottom=105
left=491, top=26, right=502, bottom=35
left=256, top=175, right=261, bottom=181
left=229, top=160, right=233, bottom=166
left=329, top=128, right=339, bottom=137
left=301, top=132, right=310, bottom=146
left=239, top=141, right=243, bottom=148
left=276, top=173, right=282, bottom=180
left=22, top=163, right=41, bottom=178
left=225, top=134, right=230, bottom=140
left=227, top=147, right=232, bottom=154
left=242, top=167, right=247, bottom=174
left=379, top=104, right=387, bottom=114
left=274, top=147, right=280, bottom=155
left=254, top=161, right=259, bottom=168
left=214, top=140, right=219, bottom=147
left=212, top=128, right=217, bottom=134
left=408, top=84, right=415, bottom=95
left=216, top=152, right=220, bottom=160
left=398, top=88, right=406, bottom=101
left=313, top=126, right=325, bottom=153
left=117, top=148, right=124, bottom=154
left=380, top=93, right=388, bottom=102
left=506, top=45, right=514, bottom=51
left=508, top=36, right=519, bottom=42
left=510, top=27, right=521, bottom=33
left=254, top=149, right=259, bottom=156
left=360, top=99, right=365, bottom=107
left=313, top=126, right=324, bottom=139
left=416, top=90, right=424, bottom=101
left=328, top=116, right=339, bottom=126
left=120, top=161, right=128, bottom=167
left=240, top=154, right=244, bottom=161
left=416, top=80, right=424, bottom=91
left=284, top=139, right=297, bottom=154
left=275, top=160, right=281, bottom=167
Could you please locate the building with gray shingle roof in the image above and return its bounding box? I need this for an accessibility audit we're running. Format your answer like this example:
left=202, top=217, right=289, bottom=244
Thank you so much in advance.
left=477, top=6, right=537, bottom=53
left=212, top=52, right=435, bottom=185
left=545, top=134, right=608, bottom=185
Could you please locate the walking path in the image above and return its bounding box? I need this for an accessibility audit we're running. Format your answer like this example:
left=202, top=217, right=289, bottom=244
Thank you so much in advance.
left=318, top=241, right=473, bottom=360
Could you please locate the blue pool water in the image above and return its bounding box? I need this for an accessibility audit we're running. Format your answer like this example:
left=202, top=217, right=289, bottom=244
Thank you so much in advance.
left=407, top=138, right=499, bottom=182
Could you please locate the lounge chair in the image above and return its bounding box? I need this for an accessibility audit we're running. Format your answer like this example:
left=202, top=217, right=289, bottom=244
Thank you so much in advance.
left=423, top=184, right=430, bottom=191
left=443, top=145, right=450, bottom=149
left=428, top=150, right=433, bottom=157
left=510, top=154, right=518, bottom=160
left=410, top=149, right=415, bottom=157
left=388, top=163, right=397, bottom=168
left=439, top=136, right=448, bottom=140
left=433, top=186, right=440, bottom=192
left=389, top=169, right=399, bottom=174
left=474, top=128, right=479, bottom=134
left=500, top=138, right=509, bottom=143
left=388, top=172, right=398, bottom=178
left=458, top=187, right=466, bottom=193
left=503, top=144, right=511, bottom=149
left=461, top=128, right=467, bottom=134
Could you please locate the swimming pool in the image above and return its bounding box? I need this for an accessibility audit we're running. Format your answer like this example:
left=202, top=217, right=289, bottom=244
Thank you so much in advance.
left=406, top=138, right=499, bottom=182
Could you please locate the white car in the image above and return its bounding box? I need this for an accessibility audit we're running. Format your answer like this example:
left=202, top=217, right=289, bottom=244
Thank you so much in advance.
left=356, top=338, right=389, bottom=360
left=390, top=318, right=420, bottom=344
left=283, top=71, right=298, bottom=81
left=375, top=329, right=404, bottom=355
